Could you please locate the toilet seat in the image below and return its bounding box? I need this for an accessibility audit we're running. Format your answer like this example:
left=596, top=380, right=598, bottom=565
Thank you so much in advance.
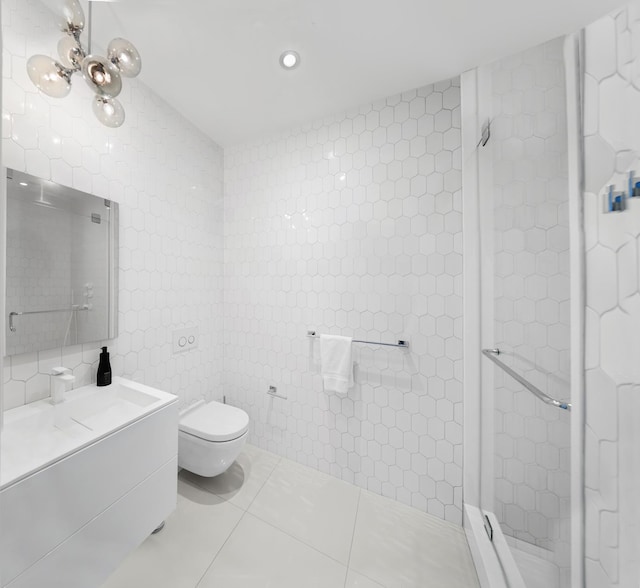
left=179, top=400, right=249, bottom=443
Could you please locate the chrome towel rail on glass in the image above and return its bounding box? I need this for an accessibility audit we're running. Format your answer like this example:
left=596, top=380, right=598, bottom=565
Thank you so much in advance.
left=9, top=306, right=90, bottom=333
left=307, top=330, right=409, bottom=349
left=482, top=348, right=571, bottom=411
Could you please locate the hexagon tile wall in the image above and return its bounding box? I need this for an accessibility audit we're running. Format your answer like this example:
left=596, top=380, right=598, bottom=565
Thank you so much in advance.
left=224, top=79, right=464, bottom=524
left=583, top=2, right=640, bottom=586
left=2, top=0, right=225, bottom=410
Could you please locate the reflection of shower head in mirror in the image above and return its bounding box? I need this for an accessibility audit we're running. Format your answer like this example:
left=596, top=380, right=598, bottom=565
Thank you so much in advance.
left=33, top=185, right=55, bottom=209
left=13, top=175, right=57, bottom=209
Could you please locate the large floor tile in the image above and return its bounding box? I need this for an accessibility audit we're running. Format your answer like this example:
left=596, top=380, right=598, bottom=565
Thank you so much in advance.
left=180, top=443, right=280, bottom=510
left=197, top=513, right=347, bottom=588
left=345, top=570, right=385, bottom=587
left=248, top=458, right=360, bottom=564
left=101, top=478, right=243, bottom=588
left=349, top=491, right=479, bottom=588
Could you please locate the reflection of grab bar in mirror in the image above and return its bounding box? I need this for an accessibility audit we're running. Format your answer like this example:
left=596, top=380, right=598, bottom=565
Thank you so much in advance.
left=9, top=306, right=90, bottom=333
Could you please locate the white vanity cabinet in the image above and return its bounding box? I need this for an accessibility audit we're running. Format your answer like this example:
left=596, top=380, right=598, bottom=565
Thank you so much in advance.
left=0, top=378, right=178, bottom=588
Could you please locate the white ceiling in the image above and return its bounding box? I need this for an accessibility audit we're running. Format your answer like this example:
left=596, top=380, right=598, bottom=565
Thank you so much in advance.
left=93, top=0, right=623, bottom=147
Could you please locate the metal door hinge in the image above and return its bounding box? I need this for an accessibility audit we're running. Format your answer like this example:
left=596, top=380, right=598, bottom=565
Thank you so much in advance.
left=479, top=119, right=491, bottom=147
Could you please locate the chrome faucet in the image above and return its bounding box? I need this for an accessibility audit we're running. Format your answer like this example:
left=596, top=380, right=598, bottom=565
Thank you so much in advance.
left=50, top=367, right=75, bottom=404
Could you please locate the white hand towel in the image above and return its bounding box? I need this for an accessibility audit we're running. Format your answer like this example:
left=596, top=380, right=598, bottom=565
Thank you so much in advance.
left=320, top=334, right=353, bottom=394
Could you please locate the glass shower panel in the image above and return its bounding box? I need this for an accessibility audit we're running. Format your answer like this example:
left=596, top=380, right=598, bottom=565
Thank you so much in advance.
left=487, top=36, right=572, bottom=587
left=492, top=360, right=571, bottom=585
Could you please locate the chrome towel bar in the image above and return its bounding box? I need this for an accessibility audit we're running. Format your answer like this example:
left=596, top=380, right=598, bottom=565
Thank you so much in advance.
left=307, top=330, right=409, bottom=349
left=9, top=306, right=90, bottom=332
left=482, top=348, right=571, bottom=411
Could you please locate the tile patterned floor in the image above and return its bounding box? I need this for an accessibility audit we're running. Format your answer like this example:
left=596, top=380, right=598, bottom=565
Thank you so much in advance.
left=102, top=445, right=479, bottom=588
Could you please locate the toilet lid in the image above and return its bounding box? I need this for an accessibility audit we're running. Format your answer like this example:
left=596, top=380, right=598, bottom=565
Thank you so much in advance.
left=179, top=401, right=249, bottom=442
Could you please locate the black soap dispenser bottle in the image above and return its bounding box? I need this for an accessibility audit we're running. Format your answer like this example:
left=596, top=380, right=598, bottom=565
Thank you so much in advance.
left=97, top=346, right=112, bottom=386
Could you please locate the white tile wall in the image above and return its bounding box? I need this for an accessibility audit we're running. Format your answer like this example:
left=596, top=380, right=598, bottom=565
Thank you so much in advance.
left=224, top=79, right=464, bottom=523
left=583, top=2, right=640, bottom=586
left=2, top=0, right=224, bottom=410
left=489, top=37, right=572, bottom=577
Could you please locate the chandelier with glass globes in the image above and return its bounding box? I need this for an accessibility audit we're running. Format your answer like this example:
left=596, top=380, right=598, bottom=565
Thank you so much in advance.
left=26, top=0, right=141, bottom=128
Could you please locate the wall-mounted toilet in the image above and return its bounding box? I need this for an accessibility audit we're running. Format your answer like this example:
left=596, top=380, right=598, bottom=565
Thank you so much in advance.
left=178, top=399, right=249, bottom=477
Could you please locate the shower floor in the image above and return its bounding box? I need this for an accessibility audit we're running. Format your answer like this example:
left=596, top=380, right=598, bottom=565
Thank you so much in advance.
left=507, top=536, right=560, bottom=588
left=102, top=444, right=479, bottom=588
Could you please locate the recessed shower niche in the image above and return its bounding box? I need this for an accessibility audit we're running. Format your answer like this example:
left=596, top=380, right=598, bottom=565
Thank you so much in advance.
left=5, top=169, right=118, bottom=355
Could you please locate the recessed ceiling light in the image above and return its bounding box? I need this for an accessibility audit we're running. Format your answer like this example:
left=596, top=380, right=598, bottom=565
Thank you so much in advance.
left=279, top=50, right=300, bottom=70
left=19, top=182, right=28, bottom=186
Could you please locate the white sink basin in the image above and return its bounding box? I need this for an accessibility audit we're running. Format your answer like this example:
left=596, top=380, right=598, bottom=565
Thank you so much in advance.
left=61, top=381, right=159, bottom=431
left=1, top=377, right=177, bottom=490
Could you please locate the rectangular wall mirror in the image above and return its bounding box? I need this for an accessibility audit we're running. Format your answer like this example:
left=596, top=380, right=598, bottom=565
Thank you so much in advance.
left=5, top=169, right=118, bottom=356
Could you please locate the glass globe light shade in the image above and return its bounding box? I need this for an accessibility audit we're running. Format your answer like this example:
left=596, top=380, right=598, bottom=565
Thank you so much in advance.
left=57, top=0, right=85, bottom=34
left=57, top=36, right=84, bottom=70
left=26, top=54, right=72, bottom=98
left=107, top=38, right=142, bottom=78
left=81, top=55, right=122, bottom=98
left=92, top=96, right=125, bottom=128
